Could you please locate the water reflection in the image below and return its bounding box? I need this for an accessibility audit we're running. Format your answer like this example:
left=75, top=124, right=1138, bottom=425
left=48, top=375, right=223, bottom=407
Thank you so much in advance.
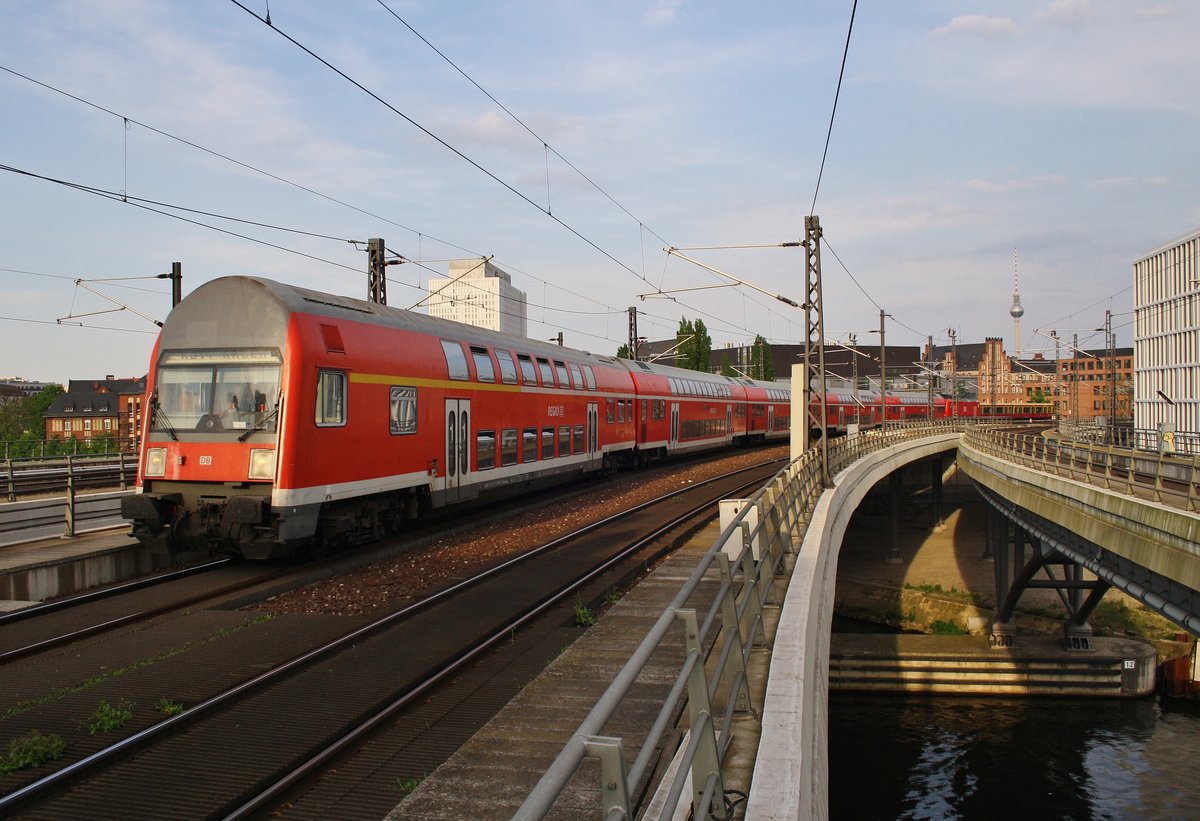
left=829, top=694, right=1199, bottom=820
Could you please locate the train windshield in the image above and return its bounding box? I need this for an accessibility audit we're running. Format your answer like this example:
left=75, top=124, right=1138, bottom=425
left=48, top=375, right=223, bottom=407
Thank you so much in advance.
left=154, top=349, right=282, bottom=434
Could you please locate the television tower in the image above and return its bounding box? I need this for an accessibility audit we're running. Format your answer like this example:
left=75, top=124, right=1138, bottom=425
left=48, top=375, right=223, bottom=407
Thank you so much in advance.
left=1009, top=248, right=1024, bottom=360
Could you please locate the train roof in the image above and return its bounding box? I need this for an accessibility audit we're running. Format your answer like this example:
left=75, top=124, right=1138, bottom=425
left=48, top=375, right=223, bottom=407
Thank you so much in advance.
left=159, top=276, right=618, bottom=367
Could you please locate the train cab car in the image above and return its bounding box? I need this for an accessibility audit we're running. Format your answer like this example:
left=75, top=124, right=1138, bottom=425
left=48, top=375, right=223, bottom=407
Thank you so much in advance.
left=817, top=389, right=878, bottom=435
left=887, top=391, right=937, bottom=422
left=619, top=360, right=745, bottom=459
left=123, top=276, right=636, bottom=559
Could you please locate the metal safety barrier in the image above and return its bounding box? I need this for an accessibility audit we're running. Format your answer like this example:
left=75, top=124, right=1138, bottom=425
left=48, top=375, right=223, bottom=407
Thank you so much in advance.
left=966, top=427, right=1200, bottom=513
left=513, top=419, right=971, bottom=821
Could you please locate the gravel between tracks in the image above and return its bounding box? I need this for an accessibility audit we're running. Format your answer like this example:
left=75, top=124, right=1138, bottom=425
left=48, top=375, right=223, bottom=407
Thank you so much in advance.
left=252, top=446, right=787, bottom=617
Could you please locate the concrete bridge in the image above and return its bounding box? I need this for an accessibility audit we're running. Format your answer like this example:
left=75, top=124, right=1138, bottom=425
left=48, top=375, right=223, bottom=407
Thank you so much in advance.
left=745, top=423, right=1200, bottom=821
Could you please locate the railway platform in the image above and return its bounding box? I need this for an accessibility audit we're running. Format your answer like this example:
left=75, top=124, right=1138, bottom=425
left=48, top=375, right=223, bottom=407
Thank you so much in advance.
left=0, top=526, right=167, bottom=609
left=383, top=515, right=759, bottom=821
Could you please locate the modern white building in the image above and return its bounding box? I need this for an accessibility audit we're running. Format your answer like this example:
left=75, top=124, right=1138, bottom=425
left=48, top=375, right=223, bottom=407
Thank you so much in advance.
left=1132, top=227, right=1200, bottom=451
left=425, top=258, right=528, bottom=338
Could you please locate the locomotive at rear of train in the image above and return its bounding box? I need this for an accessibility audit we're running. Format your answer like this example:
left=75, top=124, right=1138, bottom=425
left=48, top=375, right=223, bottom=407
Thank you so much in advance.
left=121, top=277, right=792, bottom=559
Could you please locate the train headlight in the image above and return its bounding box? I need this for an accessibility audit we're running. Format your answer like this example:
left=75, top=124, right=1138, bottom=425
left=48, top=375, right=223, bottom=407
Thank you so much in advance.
left=248, top=448, right=277, bottom=480
left=145, top=447, right=167, bottom=478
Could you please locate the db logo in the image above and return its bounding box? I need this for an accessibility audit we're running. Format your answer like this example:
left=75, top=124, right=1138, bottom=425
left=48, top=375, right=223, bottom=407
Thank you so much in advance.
left=199, top=456, right=213, bottom=465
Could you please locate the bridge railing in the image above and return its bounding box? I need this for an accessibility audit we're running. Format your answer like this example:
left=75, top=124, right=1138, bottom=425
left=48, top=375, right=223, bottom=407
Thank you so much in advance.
left=513, top=419, right=968, bottom=821
left=964, top=427, right=1200, bottom=513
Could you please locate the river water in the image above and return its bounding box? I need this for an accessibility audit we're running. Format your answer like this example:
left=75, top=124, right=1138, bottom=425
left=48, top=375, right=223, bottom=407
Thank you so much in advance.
left=828, top=689, right=1200, bottom=819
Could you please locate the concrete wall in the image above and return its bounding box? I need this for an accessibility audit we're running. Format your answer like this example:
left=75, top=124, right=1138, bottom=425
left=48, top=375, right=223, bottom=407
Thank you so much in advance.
left=745, top=434, right=960, bottom=821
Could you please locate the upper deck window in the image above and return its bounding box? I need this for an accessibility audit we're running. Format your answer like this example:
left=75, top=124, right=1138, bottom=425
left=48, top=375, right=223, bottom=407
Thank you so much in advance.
left=441, top=340, right=470, bottom=380
left=554, top=360, right=570, bottom=388
left=495, top=350, right=519, bottom=384
left=537, top=357, right=555, bottom=385
left=517, top=354, right=538, bottom=384
left=569, top=363, right=584, bottom=390
left=471, top=346, right=496, bottom=382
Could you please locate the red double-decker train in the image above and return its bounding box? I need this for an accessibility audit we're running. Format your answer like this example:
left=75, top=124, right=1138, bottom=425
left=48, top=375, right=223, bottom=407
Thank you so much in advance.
left=122, top=277, right=791, bottom=559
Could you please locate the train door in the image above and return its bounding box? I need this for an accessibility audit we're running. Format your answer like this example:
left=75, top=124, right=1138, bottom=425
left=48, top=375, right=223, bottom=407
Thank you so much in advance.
left=726, top=405, right=732, bottom=440
left=445, top=399, right=470, bottom=503
left=587, top=402, right=599, bottom=467
left=768, top=405, right=776, bottom=433
left=670, top=402, right=680, bottom=447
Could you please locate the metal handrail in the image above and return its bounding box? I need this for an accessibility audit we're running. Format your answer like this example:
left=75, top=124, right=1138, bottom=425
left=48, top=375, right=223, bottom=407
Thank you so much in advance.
left=513, top=418, right=968, bottom=820
left=965, top=427, right=1200, bottom=513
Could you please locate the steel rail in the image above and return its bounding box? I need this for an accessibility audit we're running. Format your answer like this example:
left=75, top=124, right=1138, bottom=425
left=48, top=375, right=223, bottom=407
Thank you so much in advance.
left=0, top=458, right=781, bottom=817
left=221, top=467, right=777, bottom=820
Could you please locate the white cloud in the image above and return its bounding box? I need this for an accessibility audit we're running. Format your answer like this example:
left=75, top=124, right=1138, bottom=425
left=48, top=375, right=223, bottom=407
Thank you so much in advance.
left=644, top=0, right=684, bottom=27
left=932, top=16, right=1019, bottom=38
left=1136, top=3, right=1178, bottom=19
left=966, top=175, right=1067, bottom=194
left=1035, top=0, right=1094, bottom=26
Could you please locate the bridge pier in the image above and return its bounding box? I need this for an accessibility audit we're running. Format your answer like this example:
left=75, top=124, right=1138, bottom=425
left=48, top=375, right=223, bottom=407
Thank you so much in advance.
left=886, top=471, right=902, bottom=563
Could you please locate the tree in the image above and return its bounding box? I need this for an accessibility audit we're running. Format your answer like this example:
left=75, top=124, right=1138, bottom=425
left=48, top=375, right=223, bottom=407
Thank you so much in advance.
left=0, top=384, right=63, bottom=441
left=749, top=335, right=774, bottom=381
left=1029, top=387, right=1048, bottom=404
left=719, top=359, right=737, bottom=377
left=616, top=343, right=633, bottom=359
left=676, top=317, right=712, bottom=372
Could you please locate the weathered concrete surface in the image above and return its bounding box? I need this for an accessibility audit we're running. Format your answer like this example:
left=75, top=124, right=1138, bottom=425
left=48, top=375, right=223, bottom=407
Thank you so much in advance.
left=958, top=438, right=1200, bottom=591
left=743, top=434, right=960, bottom=821
left=386, top=522, right=729, bottom=821
left=829, top=633, right=1156, bottom=697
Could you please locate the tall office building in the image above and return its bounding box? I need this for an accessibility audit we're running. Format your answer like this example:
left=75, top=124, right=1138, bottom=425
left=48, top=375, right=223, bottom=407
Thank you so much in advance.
left=1133, top=227, right=1200, bottom=446
left=425, top=258, right=529, bottom=337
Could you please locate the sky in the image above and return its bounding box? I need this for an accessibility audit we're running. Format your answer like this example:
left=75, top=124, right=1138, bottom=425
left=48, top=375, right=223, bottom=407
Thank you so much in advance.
left=1, top=0, right=1197, bottom=385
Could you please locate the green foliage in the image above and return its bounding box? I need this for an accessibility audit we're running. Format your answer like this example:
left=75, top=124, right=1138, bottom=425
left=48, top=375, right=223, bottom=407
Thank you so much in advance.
left=155, top=698, right=184, bottom=717
left=0, top=730, right=66, bottom=775
left=573, top=595, right=597, bottom=627
left=930, top=620, right=966, bottom=635
left=84, top=699, right=134, bottom=734
left=749, top=335, right=774, bottom=381
left=616, top=343, right=633, bottom=359
left=395, top=775, right=424, bottom=794
left=1029, top=387, right=1048, bottom=404
left=719, top=358, right=737, bottom=377
left=676, top=317, right=712, bottom=372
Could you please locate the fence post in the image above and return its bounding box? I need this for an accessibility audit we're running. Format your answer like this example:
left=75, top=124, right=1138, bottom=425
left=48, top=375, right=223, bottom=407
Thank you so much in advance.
left=63, top=456, right=76, bottom=538
left=674, top=608, right=728, bottom=821
left=5, top=458, right=13, bottom=502
left=584, top=737, right=633, bottom=821
left=119, top=451, right=128, bottom=491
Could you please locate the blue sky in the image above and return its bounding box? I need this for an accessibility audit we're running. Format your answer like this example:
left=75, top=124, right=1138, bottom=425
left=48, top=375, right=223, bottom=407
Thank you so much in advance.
left=2, top=0, right=1197, bottom=384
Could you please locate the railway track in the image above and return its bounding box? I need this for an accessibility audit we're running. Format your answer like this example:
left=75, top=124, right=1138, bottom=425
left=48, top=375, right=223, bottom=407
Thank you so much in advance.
left=0, top=458, right=780, bottom=820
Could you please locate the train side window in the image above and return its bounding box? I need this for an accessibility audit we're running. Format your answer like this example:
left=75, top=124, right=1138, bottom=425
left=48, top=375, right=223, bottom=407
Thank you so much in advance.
left=606, top=398, right=615, bottom=423
left=389, top=386, right=417, bottom=434
left=641, top=400, right=648, bottom=421
left=471, top=346, right=496, bottom=382
left=522, top=427, right=538, bottom=461
left=477, top=429, right=496, bottom=470
left=573, top=425, right=584, bottom=453
left=582, top=365, right=597, bottom=390
left=441, top=340, right=470, bottom=380
left=541, top=426, right=555, bottom=458
left=558, top=425, right=571, bottom=455
left=537, top=357, right=555, bottom=385
left=517, top=354, right=538, bottom=384
left=617, top=400, right=625, bottom=423
left=315, top=370, right=346, bottom=426
left=569, top=363, right=584, bottom=390
left=495, top=350, right=518, bottom=384
left=554, top=360, right=570, bottom=387
left=501, top=429, right=518, bottom=466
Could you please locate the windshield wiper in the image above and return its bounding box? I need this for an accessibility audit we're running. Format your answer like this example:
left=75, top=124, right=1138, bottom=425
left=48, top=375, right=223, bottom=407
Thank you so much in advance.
left=151, top=390, right=178, bottom=441
left=238, top=402, right=280, bottom=442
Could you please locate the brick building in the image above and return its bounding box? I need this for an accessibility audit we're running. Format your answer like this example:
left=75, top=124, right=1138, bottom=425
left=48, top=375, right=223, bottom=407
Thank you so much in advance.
left=43, top=376, right=147, bottom=452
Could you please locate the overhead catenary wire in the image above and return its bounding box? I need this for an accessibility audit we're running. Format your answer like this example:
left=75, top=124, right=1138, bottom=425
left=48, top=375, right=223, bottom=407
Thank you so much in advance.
left=809, top=0, right=858, bottom=217
left=3, top=34, right=795, bottom=351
